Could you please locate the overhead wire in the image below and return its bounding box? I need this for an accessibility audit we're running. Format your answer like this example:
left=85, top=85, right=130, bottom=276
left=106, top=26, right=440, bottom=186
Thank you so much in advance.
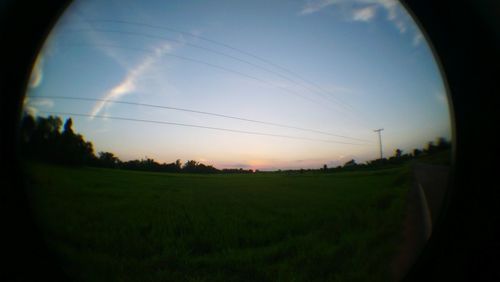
left=83, top=19, right=356, bottom=109
left=38, top=110, right=369, bottom=146
left=64, top=12, right=379, bottom=130
left=61, top=27, right=354, bottom=111
left=29, top=95, right=373, bottom=143
left=59, top=41, right=376, bottom=131
left=60, top=42, right=333, bottom=109
left=77, top=19, right=380, bottom=118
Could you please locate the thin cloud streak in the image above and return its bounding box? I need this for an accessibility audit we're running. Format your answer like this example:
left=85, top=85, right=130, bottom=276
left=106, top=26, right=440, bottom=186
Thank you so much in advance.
left=300, top=0, right=419, bottom=39
left=413, top=32, right=424, bottom=46
left=352, top=6, right=377, bottom=22
left=24, top=97, right=54, bottom=116
left=27, top=34, right=59, bottom=89
left=300, top=0, right=339, bottom=15
left=90, top=42, right=173, bottom=118
left=66, top=7, right=131, bottom=69
left=29, top=56, right=44, bottom=89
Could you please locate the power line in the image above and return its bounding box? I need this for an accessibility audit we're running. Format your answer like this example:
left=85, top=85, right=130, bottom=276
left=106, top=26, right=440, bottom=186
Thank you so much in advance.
left=61, top=28, right=356, bottom=110
left=80, top=19, right=358, bottom=112
left=59, top=41, right=374, bottom=131
left=65, top=12, right=378, bottom=130
left=38, top=110, right=368, bottom=146
left=29, top=95, right=373, bottom=143
left=61, top=42, right=330, bottom=108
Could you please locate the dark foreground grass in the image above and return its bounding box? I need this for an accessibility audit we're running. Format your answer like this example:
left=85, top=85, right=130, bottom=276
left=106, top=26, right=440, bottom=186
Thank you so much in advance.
left=24, top=163, right=411, bottom=282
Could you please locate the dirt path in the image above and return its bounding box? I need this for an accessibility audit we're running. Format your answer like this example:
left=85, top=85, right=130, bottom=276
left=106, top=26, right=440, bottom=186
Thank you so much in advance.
left=390, top=163, right=450, bottom=281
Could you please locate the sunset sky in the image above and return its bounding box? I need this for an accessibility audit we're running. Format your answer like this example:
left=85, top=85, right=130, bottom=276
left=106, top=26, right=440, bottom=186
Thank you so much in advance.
left=25, top=0, right=451, bottom=170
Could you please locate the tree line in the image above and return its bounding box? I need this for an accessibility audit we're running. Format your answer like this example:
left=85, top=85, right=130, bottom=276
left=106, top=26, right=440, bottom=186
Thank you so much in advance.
left=18, top=113, right=451, bottom=174
left=318, top=137, right=451, bottom=173
left=18, top=114, right=221, bottom=173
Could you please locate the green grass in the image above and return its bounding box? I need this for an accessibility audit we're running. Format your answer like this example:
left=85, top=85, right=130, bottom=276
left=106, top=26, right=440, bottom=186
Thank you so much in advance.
left=24, top=163, right=411, bottom=282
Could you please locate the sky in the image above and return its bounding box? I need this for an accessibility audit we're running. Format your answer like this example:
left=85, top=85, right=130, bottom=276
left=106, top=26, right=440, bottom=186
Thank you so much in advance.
left=25, top=0, right=452, bottom=170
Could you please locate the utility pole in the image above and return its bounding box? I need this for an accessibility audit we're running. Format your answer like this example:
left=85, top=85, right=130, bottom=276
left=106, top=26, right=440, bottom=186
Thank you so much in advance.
left=374, top=128, right=384, bottom=159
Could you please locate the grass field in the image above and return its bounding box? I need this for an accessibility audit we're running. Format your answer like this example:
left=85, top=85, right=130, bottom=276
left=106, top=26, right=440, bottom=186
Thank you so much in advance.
left=24, top=163, right=411, bottom=282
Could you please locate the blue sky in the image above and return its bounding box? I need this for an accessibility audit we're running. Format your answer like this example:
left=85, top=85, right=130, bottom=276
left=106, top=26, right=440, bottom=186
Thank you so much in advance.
left=25, top=0, right=451, bottom=170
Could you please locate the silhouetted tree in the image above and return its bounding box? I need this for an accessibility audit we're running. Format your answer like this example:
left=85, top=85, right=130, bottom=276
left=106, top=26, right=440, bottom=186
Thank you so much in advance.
left=436, top=137, right=451, bottom=150
left=180, top=160, right=218, bottom=173
left=22, top=114, right=62, bottom=161
left=33, top=116, right=62, bottom=159
left=19, top=114, right=96, bottom=165
left=425, top=141, right=437, bottom=154
left=183, top=160, right=198, bottom=173
left=63, top=118, right=74, bottom=136
left=18, top=112, right=453, bottom=174
left=344, top=159, right=357, bottom=168
left=394, top=149, right=402, bottom=158
left=59, top=117, right=95, bottom=165
left=37, top=115, right=62, bottom=139
left=196, top=163, right=219, bottom=173
left=19, top=114, right=36, bottom=145
left=413, top=148, right=422, bottom=157
left=98, top=152, right=120, bottom=168
left=222, top=168, right=253, bottom=174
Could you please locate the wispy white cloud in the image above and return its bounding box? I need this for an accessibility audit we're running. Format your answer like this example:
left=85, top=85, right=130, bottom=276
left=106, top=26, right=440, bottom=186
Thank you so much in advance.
left=299, top=0, right=423, bottom=44
left=26, top=24, right=67, bottom=91
left=394, top=20, right=407, bottom=33
left=90, top=42, right=173, bottom=118
left=376, top=0, right=398, bottom=20
left=366, top=0, right=405, bottom=33
left=23, top=97, right=54, bottom=116
left=29, top=56, right=44, bottom=89
left=413, top=32, right=424, bottom=46
left=65, top=8, right=131, bottom=69
left=352, top=5, right=377, bottom=22
left=365, top=0, right=407, bottom=34
left=300, top=0, right=339, bottom=15
left=435, top=90, right=448, bottom=105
